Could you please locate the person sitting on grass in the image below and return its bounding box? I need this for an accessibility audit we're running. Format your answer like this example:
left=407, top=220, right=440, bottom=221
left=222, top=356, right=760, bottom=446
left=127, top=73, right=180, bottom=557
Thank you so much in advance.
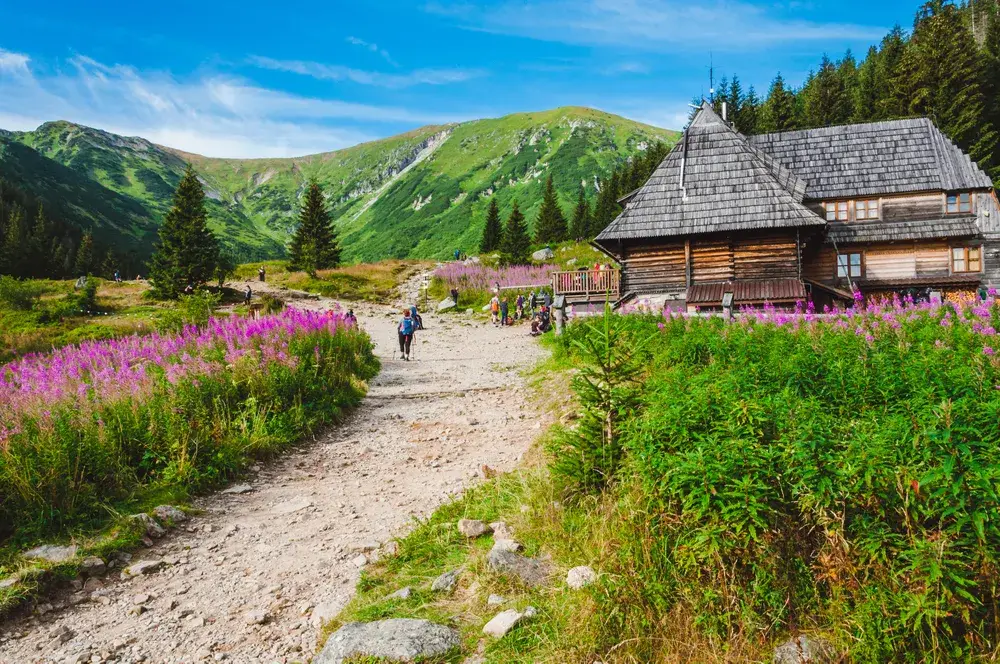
left=398, top=309, right=416, bottom=361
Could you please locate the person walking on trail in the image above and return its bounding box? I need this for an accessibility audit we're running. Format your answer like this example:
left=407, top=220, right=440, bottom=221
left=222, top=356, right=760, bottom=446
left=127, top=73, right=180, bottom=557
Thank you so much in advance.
left=409, top=304, right=423, bottom=330
left=258, top=266, right=266, bottom=282
left=500, top=297, right=509, bottom=326
left=515, top=293, right=525, bottom=320
left=244, top=284, right=252, bottom=306
left=528, top=291, right=537, bottom=316
left=490, top=294, right=500, bottom=326
left=398, top=309, right=416, bottom=361
left=345, top=309, right=357, bottom=326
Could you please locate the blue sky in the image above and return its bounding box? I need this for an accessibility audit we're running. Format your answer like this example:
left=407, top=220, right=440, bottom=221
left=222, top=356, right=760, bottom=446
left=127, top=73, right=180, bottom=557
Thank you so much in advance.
left=0, top=0, right=917, bottom=158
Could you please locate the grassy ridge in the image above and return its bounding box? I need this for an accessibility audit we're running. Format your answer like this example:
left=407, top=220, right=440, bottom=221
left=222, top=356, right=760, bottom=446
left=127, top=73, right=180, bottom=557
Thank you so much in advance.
left=7, top=109, right=677, bottom=264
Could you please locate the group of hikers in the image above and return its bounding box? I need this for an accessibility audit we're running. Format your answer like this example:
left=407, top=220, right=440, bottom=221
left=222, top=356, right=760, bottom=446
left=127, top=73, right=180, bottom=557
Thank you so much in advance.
left=489, top=286, right=552, bottom=336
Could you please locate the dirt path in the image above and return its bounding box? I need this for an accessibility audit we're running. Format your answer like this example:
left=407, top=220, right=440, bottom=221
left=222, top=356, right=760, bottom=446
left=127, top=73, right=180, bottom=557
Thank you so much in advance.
left=0, top=275, right=548, bottom=664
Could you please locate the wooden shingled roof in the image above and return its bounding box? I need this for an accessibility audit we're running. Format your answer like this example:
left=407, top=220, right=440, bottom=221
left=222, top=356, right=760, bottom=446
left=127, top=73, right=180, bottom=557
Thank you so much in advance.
left=749, top=118, right=993, bottom=199
left=825, top=217, right=980, bottom=244
left=596, top=103, right=823, bottom=242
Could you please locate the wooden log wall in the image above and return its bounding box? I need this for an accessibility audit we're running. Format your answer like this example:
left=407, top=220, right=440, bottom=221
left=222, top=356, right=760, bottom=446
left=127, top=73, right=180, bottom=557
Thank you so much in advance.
left=882, top=194, right=945, bottom=222
left=805, top=242, right=953, bottom=284
left=691, top=240, right=734, bottom=283
left=733, top=236, right=799, bottom=280
left=621, top=242, right=686, bottom=294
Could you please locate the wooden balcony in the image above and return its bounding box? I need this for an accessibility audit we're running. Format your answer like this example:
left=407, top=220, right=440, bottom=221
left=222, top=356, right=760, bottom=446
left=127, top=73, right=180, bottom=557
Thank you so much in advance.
left=552, top=269, right=621, bottom=300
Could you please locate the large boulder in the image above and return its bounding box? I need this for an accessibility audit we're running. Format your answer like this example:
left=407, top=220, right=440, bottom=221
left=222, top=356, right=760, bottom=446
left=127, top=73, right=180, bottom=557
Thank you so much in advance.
left=315, top=619, right=460, bottom=664
left=129, top=513, right=166, bottom=538
left=23, top=544, right=78, bottom=564
left=437, top=298, right=457, bottom=313
left=457, top=519, right=491, bottom=538
left=773, top=635, right=838, bottom=664
left=532, top=248, right=555, bottom=261
left=487, top=549, right=552, bottom=587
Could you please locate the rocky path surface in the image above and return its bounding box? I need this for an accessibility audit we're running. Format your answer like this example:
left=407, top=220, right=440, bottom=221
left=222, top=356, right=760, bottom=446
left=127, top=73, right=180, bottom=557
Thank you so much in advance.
left=0, top=275, right=548, bottom=664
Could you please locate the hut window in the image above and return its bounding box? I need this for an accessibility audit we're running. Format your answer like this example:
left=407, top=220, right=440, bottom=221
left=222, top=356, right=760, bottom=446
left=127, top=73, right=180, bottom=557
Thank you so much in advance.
left=854, top=199, right=879, bottom=220
left=825, top=202, right=849, bottom=221
left=837, top=253, right=862, bottom=278
left=952, top=246, right=982, bottom=273
left=946, top=193, right=972, bottom=214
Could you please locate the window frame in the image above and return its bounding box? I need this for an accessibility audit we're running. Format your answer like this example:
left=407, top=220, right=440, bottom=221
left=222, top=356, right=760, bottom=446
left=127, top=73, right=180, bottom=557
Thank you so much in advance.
left=946, top=192, right=972, bottom=215
left=824, top=198, right=880, bottom=222
left=951, top=245, right=982, bottom=273
left=854, top=199, right=879, bottom=220
left=836, top=252, right=863, bottom=279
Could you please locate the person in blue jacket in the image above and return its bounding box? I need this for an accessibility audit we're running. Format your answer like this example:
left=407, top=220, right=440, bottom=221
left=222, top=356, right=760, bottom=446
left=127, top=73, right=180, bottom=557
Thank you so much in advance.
left=398, top=309, right=416, bottom=361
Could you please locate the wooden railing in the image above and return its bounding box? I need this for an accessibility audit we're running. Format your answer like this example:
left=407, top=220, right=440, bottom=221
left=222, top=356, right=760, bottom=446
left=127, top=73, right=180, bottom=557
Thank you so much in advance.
left=552, top=269, right=621, bottom=298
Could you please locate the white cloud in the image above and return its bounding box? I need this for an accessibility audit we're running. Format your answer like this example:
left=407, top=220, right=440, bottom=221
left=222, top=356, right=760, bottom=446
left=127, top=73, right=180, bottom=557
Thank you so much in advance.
left=425, top=0, right=886, bottom=51
left=249, top=55, right=484, bottom=88
left=346, top=36, right=399, bottom=67
left=0, top=49, right=30, bottom=75
left=0, top=52, right=464, bottom=158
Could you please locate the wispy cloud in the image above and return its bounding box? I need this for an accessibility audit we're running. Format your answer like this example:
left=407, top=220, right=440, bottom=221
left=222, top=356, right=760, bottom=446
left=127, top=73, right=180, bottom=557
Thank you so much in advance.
left=424, top=0, right=886, bottom=51
left=346, top=36, right=399, bottom=67
left=249, top=55, right=485, bottom=88
left=0, top=52, right=464, bottom=158
left=0, top=48, right=30, bottom=75
left=603, top=61, right=650, bottom=75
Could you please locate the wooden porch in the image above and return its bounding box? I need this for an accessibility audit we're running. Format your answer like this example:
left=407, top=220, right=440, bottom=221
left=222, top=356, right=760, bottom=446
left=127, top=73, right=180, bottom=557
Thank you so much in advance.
left=551, top=269, right=621, bottom=302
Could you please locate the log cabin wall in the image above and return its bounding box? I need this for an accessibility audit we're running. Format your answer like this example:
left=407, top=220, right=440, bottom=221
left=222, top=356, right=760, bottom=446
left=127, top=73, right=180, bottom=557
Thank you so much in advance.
left=881, top=193, right=946, bottom=222
left=620, top=242, right=687, bottom=294
left=805, top=241, right=973, bottom=285
left=621, top=233, right=802, bottom=295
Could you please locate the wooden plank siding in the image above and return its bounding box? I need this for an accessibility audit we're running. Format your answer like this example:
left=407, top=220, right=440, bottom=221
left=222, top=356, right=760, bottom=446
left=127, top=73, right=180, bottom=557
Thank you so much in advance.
left=620, top=242, right=686, bottom=294
left=882, top=193, right=946, bottom=222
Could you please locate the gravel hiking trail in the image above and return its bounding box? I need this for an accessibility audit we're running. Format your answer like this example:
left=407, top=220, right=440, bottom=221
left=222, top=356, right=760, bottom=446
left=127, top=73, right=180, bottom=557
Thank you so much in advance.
left=0, top=273, right=549, bottom=664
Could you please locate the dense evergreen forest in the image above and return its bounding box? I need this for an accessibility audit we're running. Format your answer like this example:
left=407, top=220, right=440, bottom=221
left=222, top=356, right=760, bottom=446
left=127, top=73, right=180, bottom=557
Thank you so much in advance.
left=0, top=179, right=130, bottom=280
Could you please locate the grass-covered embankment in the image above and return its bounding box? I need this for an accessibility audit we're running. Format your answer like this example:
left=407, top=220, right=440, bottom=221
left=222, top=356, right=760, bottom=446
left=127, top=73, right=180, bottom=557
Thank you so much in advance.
left=328, top=295, right=1000, bottom=663
left=235, top=259, right=428, bottom=303
left=0, top=307, right=378, bottom=611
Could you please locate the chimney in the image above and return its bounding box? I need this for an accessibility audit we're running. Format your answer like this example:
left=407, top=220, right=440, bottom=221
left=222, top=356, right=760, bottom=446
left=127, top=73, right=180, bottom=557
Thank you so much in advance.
left=721, top=102, right=728, bottom=122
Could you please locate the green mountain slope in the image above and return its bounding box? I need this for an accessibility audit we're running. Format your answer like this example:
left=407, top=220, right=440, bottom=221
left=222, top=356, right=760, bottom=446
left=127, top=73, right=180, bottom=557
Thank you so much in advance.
left=4, top=108, right=678, bottom=263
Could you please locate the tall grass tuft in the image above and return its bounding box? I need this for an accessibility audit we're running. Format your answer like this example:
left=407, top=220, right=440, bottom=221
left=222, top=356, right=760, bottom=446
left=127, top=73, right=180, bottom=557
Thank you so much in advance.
left=557, top=293, right=1000, bottom=661
left=0, top=308, right=378, bottom=544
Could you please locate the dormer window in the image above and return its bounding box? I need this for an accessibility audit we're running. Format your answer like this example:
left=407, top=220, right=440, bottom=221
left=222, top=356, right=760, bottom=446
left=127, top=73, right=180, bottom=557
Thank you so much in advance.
left=854, top=199, right=879, bottom=220
left=946, top=193, right=972, bottom=214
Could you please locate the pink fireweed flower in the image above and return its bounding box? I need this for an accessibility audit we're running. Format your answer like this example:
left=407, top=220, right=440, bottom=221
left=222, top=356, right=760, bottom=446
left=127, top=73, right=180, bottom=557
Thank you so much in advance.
left=985, top=346, right=996, bottom=357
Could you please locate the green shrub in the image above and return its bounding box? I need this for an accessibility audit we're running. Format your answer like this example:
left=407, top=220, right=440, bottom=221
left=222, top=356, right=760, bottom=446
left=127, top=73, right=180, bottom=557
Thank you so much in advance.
left=561, top=300, right=1000, bottom=661
left=0, top=276, right=46, bottom=311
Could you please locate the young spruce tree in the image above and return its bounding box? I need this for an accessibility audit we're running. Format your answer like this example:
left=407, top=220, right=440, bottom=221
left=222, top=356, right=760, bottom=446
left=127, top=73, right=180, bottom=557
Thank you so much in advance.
left=149, top=166, right=220, bottom=298
left=74, top=233, right=94, bottom=277
left=569, top=184, right=592, bottom=240
left=499, top=200, right=531, bottom=266
left=479, top=198, right=503, bottom=253
left=533, top=174, right=568, bottom=244
left=288, top=181, right=341, bottom=276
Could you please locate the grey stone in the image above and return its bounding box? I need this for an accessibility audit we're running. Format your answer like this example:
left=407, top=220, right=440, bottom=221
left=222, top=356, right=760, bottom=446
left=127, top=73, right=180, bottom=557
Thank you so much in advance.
left=490, top=522, right=514, bottom=540
left=129, top=513, right=166, bottom=538
left=221, top=484, right=253, bottom=495
left=314, top=618, right=460, bottom=664
left=457, top=519, right=490, bottom=538
left=388, top=587, right=412, bottom=600
left=351, top=554, right=368, bottom=568
left=487, top=549, right=552, bottom=587
left=348, top=541, right=379, bottom=553
left=0, top=575, right=18, bottom=589
left=311, top=601, right=340, bottom=628
left=532, top=248, right=555, bottom=261
left=431, top=569, right=461, bottom=593
left=152, top=505, right=188, bottom=524
left=486, top=594, right=505, bottom=606
left=49, top=624, right=75, bottom=644
left=566, top=565, right=597, bottom=590
left=122, top=559, right=165, bottom=579
left=482, top=609, right=524, bottom=638
left=437, top=298, right=456, bottom=312
left=245, top=609, right=268, bottom=625
left=773, top=635, right=838, bottom=664
left=271, top=497, right=313, bottom=515
left=80, top=556, right=106, bottom=577
left=24, top=544, right=78, bottom=563
left=491, top=539, right=523, bottom=553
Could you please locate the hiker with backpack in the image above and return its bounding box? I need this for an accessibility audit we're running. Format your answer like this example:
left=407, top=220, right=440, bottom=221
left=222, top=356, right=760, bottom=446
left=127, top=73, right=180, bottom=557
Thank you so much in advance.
left=500, top=297, right=509, bottom=327
left=409, top=304, right=423, bottom=330
left=490, top=295, right=501, bottom=326
left=398, top=309, right=416, bottom=361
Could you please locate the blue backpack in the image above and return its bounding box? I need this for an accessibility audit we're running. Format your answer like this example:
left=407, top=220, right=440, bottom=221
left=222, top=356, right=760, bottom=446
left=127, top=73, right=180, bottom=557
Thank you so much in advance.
left=399, top=317, right=415, bottom=335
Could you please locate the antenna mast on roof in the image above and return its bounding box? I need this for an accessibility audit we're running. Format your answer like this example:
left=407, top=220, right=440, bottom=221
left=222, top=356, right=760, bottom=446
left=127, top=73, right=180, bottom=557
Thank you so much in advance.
left=708, top=53, right=715, bottom=103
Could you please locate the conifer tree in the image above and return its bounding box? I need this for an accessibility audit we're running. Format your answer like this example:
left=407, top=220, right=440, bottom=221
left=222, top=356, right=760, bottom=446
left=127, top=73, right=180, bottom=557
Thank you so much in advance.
left=892, top=0, right=997, bottom=174
left=288, top=181, right=341, bottom=276
left=982, top=10, right=1000, bottom=154
left=569, top=185, right=592, bottom=240
left=1, top=204, right=26, bottom=277
left=877, top=26, right=908, bottom=119
left=762, top=73, right=798, bottom=132
left=594, top=170, right=622, bottom=230
left=739, top=86, right=762, bottom=134
left=533, top=174, right=569, bottom=244
left=854, top=46, right=883, bottom=122
left=802, top=54, right=853, bottom=127
left=479, top=198, right=503, bottom=253
left=149, top=166, right=220, bottom=298
left=74, top=232, right=94, bottom=276
left=499, top=200, right=531, bottom=266
left=27, top=206, right=51, bottom=271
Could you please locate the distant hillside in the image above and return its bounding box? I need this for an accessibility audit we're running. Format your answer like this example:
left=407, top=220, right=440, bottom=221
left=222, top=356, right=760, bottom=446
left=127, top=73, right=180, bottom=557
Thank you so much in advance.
left=4, top=108, right=678, bottom=263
